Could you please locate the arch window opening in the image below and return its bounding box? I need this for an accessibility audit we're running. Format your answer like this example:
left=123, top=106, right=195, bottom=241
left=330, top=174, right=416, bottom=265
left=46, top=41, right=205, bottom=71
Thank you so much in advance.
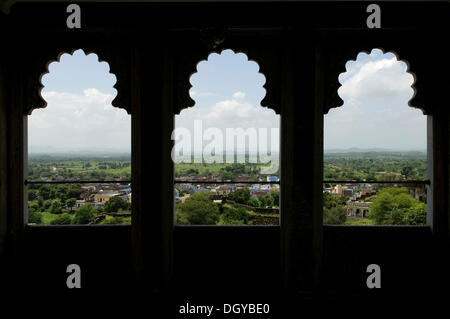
left=173, top=49, right=280, bottom=226
left=27, top=49, right=131, bottom=225
left=323, top=49, right=429, bottom=226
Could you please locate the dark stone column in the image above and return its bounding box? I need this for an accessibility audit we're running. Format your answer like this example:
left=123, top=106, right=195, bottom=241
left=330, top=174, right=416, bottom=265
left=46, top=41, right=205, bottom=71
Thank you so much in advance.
left=281, top=30, right=323, bottom=294
left=0, top=49, right=7, bottom=258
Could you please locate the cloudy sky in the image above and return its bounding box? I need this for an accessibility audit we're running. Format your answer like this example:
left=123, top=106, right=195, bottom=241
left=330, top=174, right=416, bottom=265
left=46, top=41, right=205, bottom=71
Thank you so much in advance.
left=325, top=49, right=426, bottom=151
left=28, top=49, right=130, bottom=153
left=175, top=49, right=279, bottom=154
left=28, top=48, right=426, bottom=154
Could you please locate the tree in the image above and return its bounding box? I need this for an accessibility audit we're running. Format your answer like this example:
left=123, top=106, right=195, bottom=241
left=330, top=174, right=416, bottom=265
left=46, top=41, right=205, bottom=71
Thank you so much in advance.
left=50, top=214, right=72, bottom=225
left=220, top=171, right=233, bottom=181
left=29, top=211, right=43, bottom=224
left=368, top=187, right=426, bottom=225
left=67, top=184, right=82, bottom=199
left=247, top=197, right=261, bottom=208
left=65, top=198, right=77, bottom=212
left=104, top=196, right=130, bottom=213
left=401, top=166, right=413, bottom=179
left=28, top=189, right=38, bottom=201
left=229, top=188, right=250, bottom=204
left=323, top=206, right=347, bottom=225
left=175, top=191, right=219, bottom=225
left=270, top=190, right=280, bottom=207
left=218, top=206, right=250, bottom=225
left=259, top=193, right=274, bottom=207
left=402, top=202, right=427, bottom=225
left=43, top=200, right=52, bottom=210
left=39, top=184, right=52, bottom=200
left=73, top=203, right=97, bottom=224
left=28, top=201, right=41, bottom=213
left=50, top=199, right=63, bottom=214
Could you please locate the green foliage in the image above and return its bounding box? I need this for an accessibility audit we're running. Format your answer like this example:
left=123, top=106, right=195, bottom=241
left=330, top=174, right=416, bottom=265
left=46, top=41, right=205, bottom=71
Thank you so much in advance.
left=218, top=206, right=250, bottom=225
left=73, top=203, right=98, bottom=224
left=345, top=218, right=376, bottom=225
left=229, top=188, right=251, bottom=204
left=259, top=193, right=274, bottom=207
left=402, top=203, right=427, bottom=225
left=65, top=198, right=77, bottom=212
left=101, top=216, right=124, bottom=224
left=323, top=192, right=348, bottom=209
left=43, top=200, right=52, bottom=210
left=247, top=197, right=261, bottom=207
left=104, top=196, right=130, bottom=213
left=220, top=171, right=233, bottom=181
left=175, top=191, right=219, bottom=225
left=49, top=199, right=63, bottom=214
left=28, top=189, right=38, bottom=201
left=50, top=213, right=72, bottom=225
left=27, top=155, right=131, bottom=181
left=271, top=190, right=280, bottom=207
left=28, top=211, right=43, bottom=224
left=324, top=152, right=427, bottom=181
left=28, top=201, right=41, bottom=213
left=323, top=206, right=347, bottom=225
left=368, top=187, right=426, bottom=225
left=174, top=162, right=274, bottom=179
left=39, top=185, right=52, bottom=200
left=401, top=166, right=413, bottom=179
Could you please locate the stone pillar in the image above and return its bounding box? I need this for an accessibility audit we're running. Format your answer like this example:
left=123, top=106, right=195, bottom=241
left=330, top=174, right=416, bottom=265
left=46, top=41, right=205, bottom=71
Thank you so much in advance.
left=0, top=50, right=7, bottom=258
left=281, top=31, right=323, bottom=294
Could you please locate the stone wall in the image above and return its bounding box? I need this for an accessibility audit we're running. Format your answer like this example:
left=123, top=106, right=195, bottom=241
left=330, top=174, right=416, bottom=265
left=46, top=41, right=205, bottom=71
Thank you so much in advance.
left=222, top=199, right=279, bottom=215
left=250, top=214, right=279, bottom=226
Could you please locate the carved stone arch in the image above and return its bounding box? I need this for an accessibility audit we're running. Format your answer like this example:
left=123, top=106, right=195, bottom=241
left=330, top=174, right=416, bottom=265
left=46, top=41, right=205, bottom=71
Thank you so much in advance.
left=323, top=46, right=427, bottom=115
left=174, top=35, right=281, bottom=115
left=26, top=45, right=131, bottom=115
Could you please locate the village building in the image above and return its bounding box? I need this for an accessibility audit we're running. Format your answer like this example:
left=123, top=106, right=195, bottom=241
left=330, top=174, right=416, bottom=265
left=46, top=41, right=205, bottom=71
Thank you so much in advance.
left=346, top=200, right=372, bottom=218
left=94, top=190, right=121, bottom=204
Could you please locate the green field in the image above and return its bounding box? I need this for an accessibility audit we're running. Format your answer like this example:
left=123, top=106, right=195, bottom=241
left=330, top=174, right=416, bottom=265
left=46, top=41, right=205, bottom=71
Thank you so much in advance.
left=324, top=151, right=427, bottom=181
left=28, top=154, right=131, bottom=181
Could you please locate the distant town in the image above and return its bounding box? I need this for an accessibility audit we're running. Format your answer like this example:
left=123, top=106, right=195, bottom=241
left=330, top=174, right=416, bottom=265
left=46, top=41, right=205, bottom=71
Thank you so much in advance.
left=26, top=151, right=428, bottom=226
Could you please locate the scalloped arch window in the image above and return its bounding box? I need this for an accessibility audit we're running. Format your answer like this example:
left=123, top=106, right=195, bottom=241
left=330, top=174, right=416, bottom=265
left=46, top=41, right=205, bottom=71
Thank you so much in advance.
left=323, top=48, right=428, bottom=226
left=173, top=49, right=280, bottom=226
left=27, top=49, right=131, bottom=225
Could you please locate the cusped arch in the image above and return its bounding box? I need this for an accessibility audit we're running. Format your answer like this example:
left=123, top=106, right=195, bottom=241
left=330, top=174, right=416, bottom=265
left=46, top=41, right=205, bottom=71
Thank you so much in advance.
left=27, top=47, right=130, bottom=115
left=175, top=48, right=280, bottom=115
left=325, top=47, right=426, bottom=115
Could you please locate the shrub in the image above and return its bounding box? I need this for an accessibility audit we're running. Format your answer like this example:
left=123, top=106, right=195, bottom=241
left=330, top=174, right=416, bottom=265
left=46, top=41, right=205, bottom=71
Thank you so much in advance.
left=247, top=197, right=261, bottom=208
left=73, top=203, right=97, bottom=224
left=175, top=191, right=219, bottom=225
left=218, top=206, right=250, bottom=225
left=28, top=211, right=43, bottom=224
left=104, top=196, right=130, bottom=213
left=50, top=214, right=72, bottom=225
left=229, top=188, right=251, bottom=204
left=323, top=206, right=347, bottom=225
left=101, top=217, right=124, bottom=224
left=50, top=199, right=63, bottom=214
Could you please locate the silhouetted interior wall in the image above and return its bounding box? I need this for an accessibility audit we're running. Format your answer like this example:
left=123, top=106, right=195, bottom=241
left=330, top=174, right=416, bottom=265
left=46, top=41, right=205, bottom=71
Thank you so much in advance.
left=0, top=2, right=448, bottom=303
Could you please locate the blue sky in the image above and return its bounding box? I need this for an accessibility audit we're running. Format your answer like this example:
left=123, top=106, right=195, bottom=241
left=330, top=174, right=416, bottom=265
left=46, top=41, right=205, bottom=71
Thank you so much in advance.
left=28, top=48, right=426, bottom=153
left=325, top=49, right=426, bottom=151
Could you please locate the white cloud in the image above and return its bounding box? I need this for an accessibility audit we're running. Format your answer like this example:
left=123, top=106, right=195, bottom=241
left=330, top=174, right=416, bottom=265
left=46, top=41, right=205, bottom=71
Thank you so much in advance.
left=338, top=56, right=414, bottom=102
left=176, top=93, right=279, bottom=152
left=28, top=89, right=131, bottom=152
left=325, top=50, right=426, bottom=151
left=232, top=91, right=246, bottom=100
left=177, top=93, right=279, bottom=131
